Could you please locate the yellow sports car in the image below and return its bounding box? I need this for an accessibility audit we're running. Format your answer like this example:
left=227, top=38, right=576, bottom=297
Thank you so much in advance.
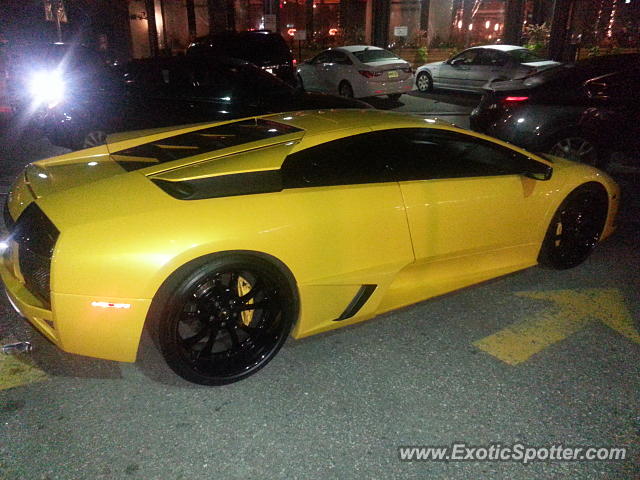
left=1, top=110, right=619, bottom=385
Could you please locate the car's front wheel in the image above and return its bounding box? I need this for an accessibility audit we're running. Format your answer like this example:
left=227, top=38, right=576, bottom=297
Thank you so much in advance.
left=416, top=71, right=433, bottom=92
left=157, top=254, right=297, bottom=385
left=537, top=184, right=608, bottom=270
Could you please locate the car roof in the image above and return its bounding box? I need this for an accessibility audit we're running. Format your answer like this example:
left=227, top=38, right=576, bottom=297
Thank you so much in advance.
left=467, top=44, right=525, bottom=52
left=336, top=45, right=385, bottom=53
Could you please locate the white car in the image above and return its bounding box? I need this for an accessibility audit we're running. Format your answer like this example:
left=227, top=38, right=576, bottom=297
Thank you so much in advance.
left=297, top=45, right=414, bottom=100
left=415, top=44, right=560, bottom=93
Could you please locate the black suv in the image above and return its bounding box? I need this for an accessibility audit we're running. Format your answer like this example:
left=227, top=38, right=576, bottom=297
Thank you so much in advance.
left=187, top=31, right=296, bottom=86
left=42, top=55, right=369, bottom=150
left=470, top=54, right=640, bottom=168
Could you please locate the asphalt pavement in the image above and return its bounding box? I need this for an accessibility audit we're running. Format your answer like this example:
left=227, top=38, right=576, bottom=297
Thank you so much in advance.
left=0, top=92, right=639, bottom=480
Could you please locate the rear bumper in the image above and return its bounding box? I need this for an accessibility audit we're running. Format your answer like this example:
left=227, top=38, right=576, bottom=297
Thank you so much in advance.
left=1, top=251, right=151, bottom=363
left=356, top=77, right=415, bottom=98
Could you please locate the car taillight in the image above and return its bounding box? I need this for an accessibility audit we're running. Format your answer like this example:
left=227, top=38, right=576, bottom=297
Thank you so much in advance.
left=358, top=70, right=382, bottom=78
left=293, top=58, right=297, bottom=66
left=503, top=96, right=529, bottom=102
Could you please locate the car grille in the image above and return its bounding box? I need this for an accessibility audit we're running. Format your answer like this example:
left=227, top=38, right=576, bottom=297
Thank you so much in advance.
left=12, top=203, right=59, bottom=307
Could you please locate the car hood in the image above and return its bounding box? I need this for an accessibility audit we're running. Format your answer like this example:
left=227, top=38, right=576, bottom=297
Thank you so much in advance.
left=21, top=119, right=306, bottom=201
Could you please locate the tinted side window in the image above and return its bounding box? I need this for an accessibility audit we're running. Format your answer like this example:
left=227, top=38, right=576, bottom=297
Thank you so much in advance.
left=451, top=49, right=479, bottom=65
left=389, top=129, right=547, bottom=180
left=586, top=69, right=640, bottom=103
left=334, top=51, right=353, bottom=65
left=478, top=49, right=508, bottom=67
left=282, top=132, right=397, bottom=188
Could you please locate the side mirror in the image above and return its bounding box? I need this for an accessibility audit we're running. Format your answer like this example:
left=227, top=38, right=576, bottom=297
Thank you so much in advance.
left=523, top=164, right=552, bottom=181
left=450, top=58, right=464, bottom=66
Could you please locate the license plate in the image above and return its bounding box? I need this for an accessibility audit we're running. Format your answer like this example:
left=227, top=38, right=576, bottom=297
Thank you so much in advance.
left=388, top=70, right=399, bottom=78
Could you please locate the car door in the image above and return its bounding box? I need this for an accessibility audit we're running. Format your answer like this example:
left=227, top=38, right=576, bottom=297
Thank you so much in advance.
left=316, top=50, right=353, bottom=93
left=435, top=49, right=479, bottom=89
left=387, top=128, right=552, bottom=292
left=583, top=69, right=640, bottom=161
left=280, top=130, right=415, bottom=329
left=466, top=49, right=510, bottom=88
left=300, top=51, right=331, bottom=92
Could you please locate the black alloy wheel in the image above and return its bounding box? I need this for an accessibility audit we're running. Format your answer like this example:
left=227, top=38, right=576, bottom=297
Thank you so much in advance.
left=158, top=255, right=296, bottom=385
left=549, top=136, right=599, bottom=166
left=81, top=129, right=108, bottom=149
left=538, top=185, right=608, bottom=270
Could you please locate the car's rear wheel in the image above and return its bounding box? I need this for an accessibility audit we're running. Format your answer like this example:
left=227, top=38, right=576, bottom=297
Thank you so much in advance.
left=339, top=81, right=354, bottom=98
left=387, top=93, right=402, bottom=101
left=538, top=184, right=608, bottom=270
left=548, top=135, right=599, bottom=166
left=157, top=255, right=297, bottom=385
left=416, top=71, right=433, bottom=92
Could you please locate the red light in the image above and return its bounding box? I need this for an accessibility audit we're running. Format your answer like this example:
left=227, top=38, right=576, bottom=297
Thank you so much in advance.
left=287, top=28, right=296, bottom=36
left=292, top=58, right=297, bottom=66
left=358, top=70, right=382, bottom=78
left=504, top=96, right=529, bottom=102
left=329, top=28, right=338, bottom=36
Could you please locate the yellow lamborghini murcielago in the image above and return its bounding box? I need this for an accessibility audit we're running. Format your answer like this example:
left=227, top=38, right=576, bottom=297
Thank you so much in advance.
left=1, top=110, right=620, bottom=384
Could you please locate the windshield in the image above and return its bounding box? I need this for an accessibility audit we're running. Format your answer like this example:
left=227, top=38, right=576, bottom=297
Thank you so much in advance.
left=353, top=49, right=399, bottom=63
left=505, top=49, right=547, bottom=63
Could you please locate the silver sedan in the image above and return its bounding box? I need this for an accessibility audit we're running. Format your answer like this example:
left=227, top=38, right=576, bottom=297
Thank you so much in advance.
left=415, top=45, right=560, bottom=93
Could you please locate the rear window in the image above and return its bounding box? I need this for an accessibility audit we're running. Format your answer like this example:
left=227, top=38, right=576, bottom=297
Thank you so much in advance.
left=112, top=119, right=302, bottom=171
left=353, top=49, right=398, bottom=63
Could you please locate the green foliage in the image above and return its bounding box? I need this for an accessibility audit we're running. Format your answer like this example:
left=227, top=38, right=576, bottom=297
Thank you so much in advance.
left=524, top=23, right=550, bottom=50
left=416, top=46, right=427, bottom=63
left=587, top=45, right=601, bottom=57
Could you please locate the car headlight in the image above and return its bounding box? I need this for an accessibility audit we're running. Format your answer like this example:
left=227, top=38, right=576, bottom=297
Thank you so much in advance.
left=29, top=71, right=65, bottom=108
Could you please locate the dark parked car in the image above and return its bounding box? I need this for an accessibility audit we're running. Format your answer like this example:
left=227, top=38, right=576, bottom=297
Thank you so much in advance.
left=470, top=54, right=640, bottom=168
left=187, top=31, right=296, bottom=86
left=43, top=55, right=369, bottom=150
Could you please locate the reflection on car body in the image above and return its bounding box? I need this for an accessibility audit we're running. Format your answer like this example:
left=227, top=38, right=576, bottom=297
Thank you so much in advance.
left=1, top=110, right=619, bottom=385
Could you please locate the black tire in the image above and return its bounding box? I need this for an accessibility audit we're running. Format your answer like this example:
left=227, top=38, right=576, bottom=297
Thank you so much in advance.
left=156, top=254, right=297, bottom=385
left=537, top=184, right=608, bottom=270
left=547, top=134, right=600, bottom=167
left=387, top=93, right=402, bottom=101
left=339, top=81, right=354, bottom=98
left=416, top=71, right=433, bottom=92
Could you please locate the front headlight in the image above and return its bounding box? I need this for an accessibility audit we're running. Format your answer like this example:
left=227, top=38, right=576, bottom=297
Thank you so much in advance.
left=29, top=70, right=65, bottom=108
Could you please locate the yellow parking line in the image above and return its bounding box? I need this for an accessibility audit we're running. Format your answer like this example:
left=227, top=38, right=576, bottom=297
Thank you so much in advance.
left=473, top=289, right=640, bottom=365
left=0, top=340, right=47, bottom=391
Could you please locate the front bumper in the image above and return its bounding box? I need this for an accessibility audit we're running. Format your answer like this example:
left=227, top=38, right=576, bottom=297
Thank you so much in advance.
left=1, top=234, right=151, bottom=363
